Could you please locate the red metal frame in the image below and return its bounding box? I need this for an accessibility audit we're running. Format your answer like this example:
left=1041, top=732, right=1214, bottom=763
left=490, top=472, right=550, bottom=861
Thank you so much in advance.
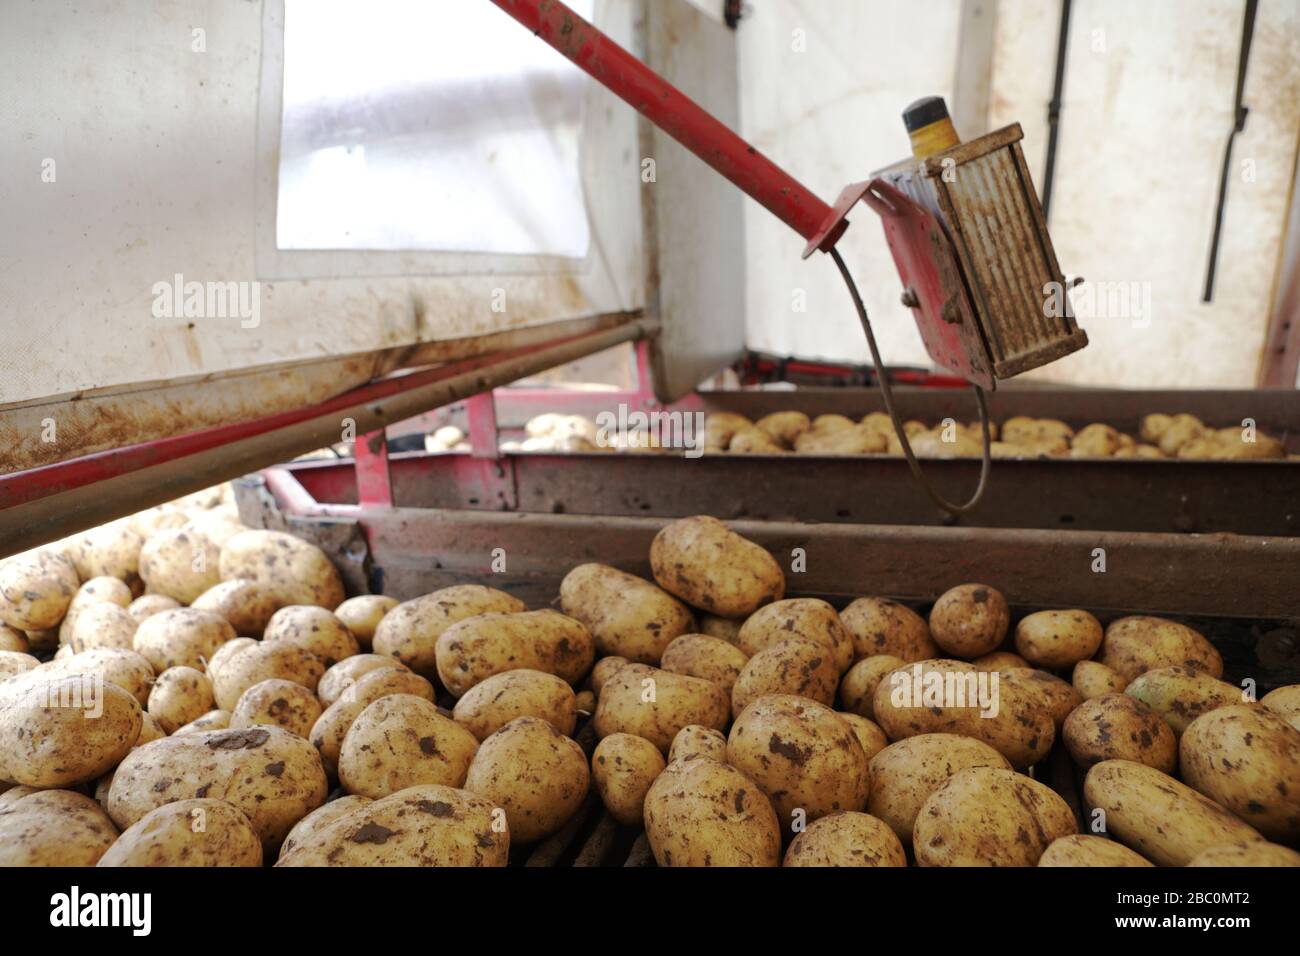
left=489, top=0, right=844, bottom=248
left=354, top=430, right=393, bottom=508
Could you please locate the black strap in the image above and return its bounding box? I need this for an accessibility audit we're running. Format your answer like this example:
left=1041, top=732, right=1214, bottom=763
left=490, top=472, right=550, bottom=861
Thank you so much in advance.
left=1203, top=0, right=1259, bottom=302
left=1041, top=0, right=1073, bottom=222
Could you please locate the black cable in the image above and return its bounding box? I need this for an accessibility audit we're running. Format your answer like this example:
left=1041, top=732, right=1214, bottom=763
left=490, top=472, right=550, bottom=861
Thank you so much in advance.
left=1041, top=0, right=1073, bottom=222
left=830, top=247, right=992, bottom=516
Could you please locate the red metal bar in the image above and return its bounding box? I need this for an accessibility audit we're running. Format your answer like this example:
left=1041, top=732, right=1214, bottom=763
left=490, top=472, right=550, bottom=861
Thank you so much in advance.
left=489, top=0, right=840, bottom=245
left=466, top=392, right=501, bottom=460
left=354, top=430, right=393, bottom=507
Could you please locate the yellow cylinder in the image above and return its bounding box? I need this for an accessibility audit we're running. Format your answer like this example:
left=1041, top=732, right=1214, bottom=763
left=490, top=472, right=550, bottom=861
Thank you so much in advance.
left=903, top=96, right=960, bottom=159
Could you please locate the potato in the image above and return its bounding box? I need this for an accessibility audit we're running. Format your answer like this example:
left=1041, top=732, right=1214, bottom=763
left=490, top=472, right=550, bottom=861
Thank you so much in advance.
left=464, top=716, right=588, bottom=843
left=737, top=599, right=853, bottom=674
left=280, top=794, right=373, bottom=857
left=559, top=563, right=695, bottom=663
left=727, top=426, right=785, bottom=454
left=643, top=756, right=781, bottom=867
left=650, top=516, right=784, bottom=618
left=928, top=584, right=1010, bottom=658
left=133, top=608, right=236, bottom=673
left=866, top=734, right=1012, bottom=843
left=0, top=550, right=80, bottom=630
left=67, top=601, right=138, bottom=653
left=0, top=624, right=29, bottom=654
left=592, top=732, right=667, bottom=826
left=130, top=505, right=189, bottom=540
left=191, top=579, right=282, bottom=637
left=594, top=662, right=729, bottom=753
left=1179, top=705, right=1300, bottom=842
left=1073, top=659, right=1127, bottom=700
left=1063, top=694, right=1177, bottom=771
left=754, top=411, right=811, bottom=447
left=1156, top=413, right=1205, bottom=456
left=872, top=659, right=1055, bottom=769
left=811, top=413, right=856, bottom=433
left=996, top=668, right=1082, bottom=729
left=659, top=634, right=748, bottom=692
left=971, top=651, right=1029, bottom=671
left=374, top=585, right=525, bottom=677
left=71, top=522, right=144, bottom=589
left=452, top=668, right=577, bottom=741
left=793, top=424, right=886, bottom=455
left=837, top=712, right=888, bottom=760
left=1262, top=685, right=1300, bottom=731
left=58, top=576, right=133, bottom=645
left=436, top=609, right=594, bottom=698
left=210, top=640, right=325, bottom=712
left=1099, top=616, right=1222, bottom=682
left=783, top=811, right=906, bottom=867
left=139, top=527, right=222, bottom=604
left=206, top=636, right=256, bottom=682
left=0, top=649, right=40, bottom=682
left=174, top=709, right=230, bottom=734
left=126, top=593, right=180, bottom=624
left=574, top=689, right=595, bottom=713
left=0, top=674, right=142, bottom=787
left=1084, top=759, right=1262, bottom=865
left=339, top=694, right=479, bottom=798
left=231, top=678, right=323, bottom=738
left=1038, top=834, right=1152, bottom=867
left=1014, top=609, right=1103, bottom=669
left=1125, top=665, right=1246, bottom=736
left=136, top=712, right=165, bottom=747
left=914, top=767, right=1076, bottom=866
left=263, top=605, right=359, bottom=668
left=333, top=595, right=398, bottom=650
left=317, top=654, right=408, bottom=708
left=148, top=666, right=216, bottom=734
left=689, top=621, right=741, bottom=656
left=275, top=784, right=508, bottom=867
left=1187, top=841, right=1300, bottom=867
left=107, top=725, right=328, bottom=852
left=703, top=412, right=752, bottom=450
left=727, top=695, right=869, bottom=828
left=309, top=667, right=436, bottom=774
left=731, top=637, right=839, bottom=718
left=0, top=789, right=120, bottom=866
left=1069, top=423, right=1123, bottom=458
left=590, top=656, right=630, bottom=694
left=839, top=654, right=905, bottom=719
left=218, top=530, right=344, bottom=609
left=668, top=724, right=728, bottom=764
left=97, top=798, right=262, bottom=867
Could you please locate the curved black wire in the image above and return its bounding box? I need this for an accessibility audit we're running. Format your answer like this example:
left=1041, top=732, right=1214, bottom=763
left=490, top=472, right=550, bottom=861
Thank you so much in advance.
left=829, top=246, right=992, bottom=516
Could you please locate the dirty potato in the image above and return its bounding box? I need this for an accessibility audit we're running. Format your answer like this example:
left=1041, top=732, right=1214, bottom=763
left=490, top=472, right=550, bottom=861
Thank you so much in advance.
left=592, top=732, right=667, bottom=826
left=754, top=410, right=811, bottom=447
left=464, top=716, right=588, bottom=843
left=928, top=584, right=1010, bottom=658
left=436, top=609, right=594, bottom=698
left=67, top=602, right=138, bottom=653
left=0, top=550, right=80, bottom=631
left=0, top=650, right=40, bottom=682
left=0, top=790, right=120, bottom=866
left=698, top=614, right=743, bottom=644
left=133, top=608, right=236, bottom=673
left=668, top=724, right=728, bottom=764
left=737, top=598, right=853, bottom=674
left=139, top=527, right=222, bottom=604
left=210, top=640, right=325, bottom=711
left=452, top=668, right=577, bottom=741
left=1014, top=609, right=1103, bottom=669
left=148, top=666, right=216, bottom=734
left=1099, top=616, right=1223, bottom=682
left=839, top=654, right=905, bottom=719
left=590, top=656, right=631, bottom=695
left=996, top=668, right=1082, bottom=729
left=1124, top=665, right=1246, bottom=736
left=263, top=605, right=360, bottom=668
left=972, top=651, right=1029, bottom=671
left=333, top=595, right=398, bottom=650
left=191, top=579, right=282, bottom=638
left=126, top=593, right=181, bottom=624
left=837, top=712, right=888, bottom=760
left=839, top=597, right=939, bottom=662
left=339, top=694, right=479, bottom=798
left=559, top=563, right=695, bottom=664
left=374, top=585, right=525, bottom=677
left=594, top=662, right=729, bottom=753
left=218, top=530, right=345, bottom=609
left=317, top=654, right=409, bottom=708
left=783, top=811, right=906, bottom=867
left=727, top=694, right=869, bottom=828
left=643, top=757, right=781, bottom=867
left=1038, top=834, right=1152, bottom=867
left=649, top=516, right=784, bottom=618
left=279, top=795, right=373, bottom=857
left=1073, top=659, right=1127, bottom=700
left=231, top=678, right=323, bottom=738
left=1062, top=694, right=1177, bottom=772
left=173, top=709, right=231, bottom=734
left=914, top=767, right=1076, bottom=866
left=98, top=798, right=262, bottom=867
left=308, top=667, right=436, bottom=775
left=1187, top=841, right=1300, bottom=867
left=659, top=634, right=749, bottom=692
left=730, top=636, right=840, bottom=717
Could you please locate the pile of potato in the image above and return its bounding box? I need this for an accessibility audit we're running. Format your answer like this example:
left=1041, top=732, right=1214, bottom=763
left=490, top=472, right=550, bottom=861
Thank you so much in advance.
left=2, top=502, right=1298, bottom=867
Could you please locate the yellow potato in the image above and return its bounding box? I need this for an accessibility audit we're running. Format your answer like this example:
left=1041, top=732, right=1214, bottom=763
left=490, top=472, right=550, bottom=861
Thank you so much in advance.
left=594, top=662, right=729, bottom=753
left=783, top=811, right=906, bottom=867
left=339, top=694, right=479, bottom=798
left=45, top=645, right=155, bottom=706
left=649, top=516, right=784, bottom=618
left=659, top=634, right=749, bottom=692
left=218, top=530, right=344, bottom=609
left=928, top=584, right=1010, bottom=658
left=133, top=607, right=236, bottom=673
left=559, top=563, right=695, bottom=664
left=210, top=640, right=325, bottom=711
left=914, top=766, right=1076, bottom=866
left=317, top=654, right=408, bottom=708
left=374, top=585, right=525, bottom=677
left=1014, top=609, right=1103, bottom=669
left=279, top=795, right=373, bottom=857
left=730, top=637, right=840, bottom=718
left=590, top=656, right=631, bottom=695
left=0, top=625, right=29, bottom=654
left=793, top=424, right=886, bottom=455
left=1124, top=665, right=1246, bottom=736
left=839, top=654, right=905, bottom=719
left=1262, top=685, right=1300, bottom=731
left=126, top=593, right=181, bottom=624
left=643, top=757, right=781, bottom=867
left=148, top=666, right=216, bottom=734
left=71, top=522, right=144, bottom=590
left=309, top=667, right=436, bottom=775
left=727, top=426, right=786, bottom=454
left=0, top=790, right=120, bottom=866
left=727, top=695, right=868, bottom=828
left=737, top=599, right=854, bottom=674
left=59, top=576, right=134, bottom=645
left=0, top=650, right=40, bottom=682
left=592, top=732, right=667, bottom=826
left=1187, top=841, right=1300, bottom=867
left=1062, top=694, right=1177, bottom=772
left=0, top=550, right=80, bottom=631
left=452, top=668, right=577, bottom=741
left=668, top=724, right=728, bottom=764
left=263, top=605, right=360, bottom=668
left=698, top=614, right=743, bottom=644
left=1070, top=423, right=1123, bottom=457
left=836, top=712, right=888, bottom=760
left=464, top=716, right=588, bottom=843
left=1038, top=834, right=1152, bottom=867
left=971, top=651, right=1029, bottom=671
left=139, top=527, right=222, bottom=604
left=754, top=410, right=811, bottom=447
left=1099, top=616, right=1222, bottom=682
left=67, top=602, right=138, bottom=653
left=231, top=678, right=323, bottom=738
left=333, top=594, right=398, bottom=650
left=436, top=609, right=594, bottom=698
left=97, top=798, right=262, bottom=867
left=995, top=668, right=1082, bottom=730
left=191, top=579, right=282, bottom=638
left=1072, top=659, right=1127, bottom=700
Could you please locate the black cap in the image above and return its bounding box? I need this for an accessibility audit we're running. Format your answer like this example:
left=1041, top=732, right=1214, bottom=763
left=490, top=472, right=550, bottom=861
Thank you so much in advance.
left=902, top=96, right=950, bottom=133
